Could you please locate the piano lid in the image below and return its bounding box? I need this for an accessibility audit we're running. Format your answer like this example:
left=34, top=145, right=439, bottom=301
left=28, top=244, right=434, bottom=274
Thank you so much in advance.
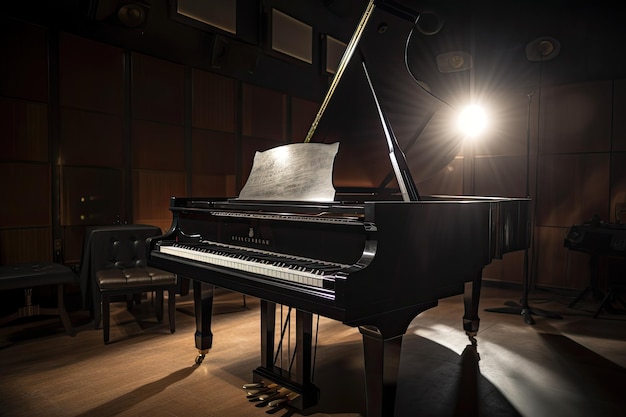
left=306, top=1, right=468, bottom=194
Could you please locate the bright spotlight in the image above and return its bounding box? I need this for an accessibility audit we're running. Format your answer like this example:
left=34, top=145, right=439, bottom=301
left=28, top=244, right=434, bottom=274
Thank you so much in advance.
left=458, top=104, right=488, bottom=138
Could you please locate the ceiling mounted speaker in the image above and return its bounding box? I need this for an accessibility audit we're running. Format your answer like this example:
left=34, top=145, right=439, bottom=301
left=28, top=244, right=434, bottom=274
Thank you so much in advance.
left=117, top=2, right=148, bottom=28
left=436, top=50, right=472, bottom=73
left=526, top=36, right=560, bottom=61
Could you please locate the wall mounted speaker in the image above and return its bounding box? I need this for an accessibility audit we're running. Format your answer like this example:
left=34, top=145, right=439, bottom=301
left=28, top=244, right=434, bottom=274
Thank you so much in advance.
left=436, top=50, right=472, bottom=73
left=211, top=34, right=259, bottom=74
left=117, top=2, right=148, bottom=27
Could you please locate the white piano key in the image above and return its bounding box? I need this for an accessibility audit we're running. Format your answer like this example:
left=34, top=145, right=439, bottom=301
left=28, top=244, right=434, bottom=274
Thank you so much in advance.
left=160, top=242, right=348, bottom=288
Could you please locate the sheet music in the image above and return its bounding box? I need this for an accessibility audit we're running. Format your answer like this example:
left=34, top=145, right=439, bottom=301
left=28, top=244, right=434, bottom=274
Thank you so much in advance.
left=237, top=142, right=339, bottom=202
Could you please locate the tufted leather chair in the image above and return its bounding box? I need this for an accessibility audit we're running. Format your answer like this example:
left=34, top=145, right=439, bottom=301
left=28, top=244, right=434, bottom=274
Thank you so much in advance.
left=79, top=225, right=177, bottom=344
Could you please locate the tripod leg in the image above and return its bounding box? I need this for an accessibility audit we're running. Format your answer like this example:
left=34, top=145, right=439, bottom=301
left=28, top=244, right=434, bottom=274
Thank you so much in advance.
left=593, top=291, right=613, bottom=319
left=569, top=286, right=591, bottom=308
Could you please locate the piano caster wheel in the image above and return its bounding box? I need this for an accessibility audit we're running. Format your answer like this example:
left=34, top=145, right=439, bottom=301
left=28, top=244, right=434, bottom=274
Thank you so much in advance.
left=195, top=354, right=205, bottom=365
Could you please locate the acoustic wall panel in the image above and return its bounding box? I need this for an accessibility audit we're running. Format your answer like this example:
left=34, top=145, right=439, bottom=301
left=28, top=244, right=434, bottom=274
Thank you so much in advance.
left=0, top=227, right=52, bottom=264
left=131, top=53, right=184, bottom=125
left=474, top=154, right=527, bottom=198
left=613, top=78, right=626, bottom=152
left=539, top=81, right=612, bottom=154
left=191, top=174, right=237, bottom=198
left=132, top=170, right=186, bottom=227
left=536, top=153, right=610, bottom=227
left=242, top=83, right=287, bottom=141
left=0, top=18, right=48, bottom=102
left=0, top=163, right=50, bottom=227
left=191, top=129, right=236, bottom=175
left=192, top=69, right=236, bottom=132
left=610, top=152, right=626, bottom=223
left=59, top=33, right=124, bottom=114
left=60, top=166, right=124, bottom=226
left=535, top=225, right=588, bottom=290
left=415, top=157, right=463, bottom=196
left=291, top=96, right=318, bottom=142
left=59, top=109, right=124, bottom=167
left=132, top=120, right=185, bottom=171
left=0, top=98, right=48, bottom=162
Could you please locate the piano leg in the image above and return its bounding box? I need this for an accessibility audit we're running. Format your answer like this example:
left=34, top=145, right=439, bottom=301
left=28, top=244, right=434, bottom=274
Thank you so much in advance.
left=358, top=302, right=436, bottom=417
left=194, top=281, right=214, bottom=364
left=259, top=300, right=275, bottom=371
left=359, top=327, right=403, bottom=417
left=463, top=276, right=482, bottom=350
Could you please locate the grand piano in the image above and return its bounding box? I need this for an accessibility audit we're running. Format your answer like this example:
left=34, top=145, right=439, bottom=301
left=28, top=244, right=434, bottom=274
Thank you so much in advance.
left=148, top=1, right=530, bottom=416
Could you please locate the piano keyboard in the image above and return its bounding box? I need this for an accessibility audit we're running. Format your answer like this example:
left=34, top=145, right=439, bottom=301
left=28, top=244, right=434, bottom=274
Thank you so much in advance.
left=159, top=241, right=350, bottom=288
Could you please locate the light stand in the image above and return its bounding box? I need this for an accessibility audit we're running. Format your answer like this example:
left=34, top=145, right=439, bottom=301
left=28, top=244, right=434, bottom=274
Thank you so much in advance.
left=484, top=90, right=562, bottom=324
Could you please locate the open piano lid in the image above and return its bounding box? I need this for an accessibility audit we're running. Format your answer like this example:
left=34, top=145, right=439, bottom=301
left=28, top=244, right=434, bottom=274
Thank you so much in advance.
left=305, top=0, right=467, bottom=200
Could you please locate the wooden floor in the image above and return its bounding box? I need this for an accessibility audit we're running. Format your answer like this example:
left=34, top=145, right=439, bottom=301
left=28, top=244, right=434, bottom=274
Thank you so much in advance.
left=0, top=285, right=625, bottom=417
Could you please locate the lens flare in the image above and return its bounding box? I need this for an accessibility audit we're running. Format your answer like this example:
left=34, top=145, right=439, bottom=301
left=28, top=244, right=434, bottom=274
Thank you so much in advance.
left=458, top=104, right=488, bottom=139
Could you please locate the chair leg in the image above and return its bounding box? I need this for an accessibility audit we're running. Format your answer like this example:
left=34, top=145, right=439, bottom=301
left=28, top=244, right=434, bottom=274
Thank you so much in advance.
left=102, top=293, right=110, bottom=344
left=155, top=289, right=164, bottom=322
left=168, top=289, right=176, bottom=333
left=93, top=288, right=102, bottom=330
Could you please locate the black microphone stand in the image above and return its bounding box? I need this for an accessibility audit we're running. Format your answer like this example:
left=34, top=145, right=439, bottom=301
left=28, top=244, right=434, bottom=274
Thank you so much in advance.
left=484, top=91, right=562, bottom=324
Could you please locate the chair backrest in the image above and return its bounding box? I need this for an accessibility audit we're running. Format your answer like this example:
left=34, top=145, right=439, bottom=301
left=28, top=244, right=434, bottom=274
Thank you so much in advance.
left=79, top=225, right=162, bottom=313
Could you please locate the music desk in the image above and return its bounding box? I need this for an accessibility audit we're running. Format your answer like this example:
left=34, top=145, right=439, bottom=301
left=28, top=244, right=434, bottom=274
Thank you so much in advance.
left=0, top=263, right=77, bottom=336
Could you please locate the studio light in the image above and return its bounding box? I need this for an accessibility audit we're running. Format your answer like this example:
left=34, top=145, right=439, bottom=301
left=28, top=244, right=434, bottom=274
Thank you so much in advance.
left=457, top=104, right=487, bottom=139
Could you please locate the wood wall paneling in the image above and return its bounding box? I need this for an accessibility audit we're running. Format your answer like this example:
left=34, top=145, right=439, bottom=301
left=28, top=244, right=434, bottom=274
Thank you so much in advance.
left=474, top=155, right=527, bottom=198
left=537, top=153, right=610, bottom=227
left=0, top=18, right=48, bottom=102
left=610, top=152, right=626, bottom=223
left=242, top=84, right=287, bottom=141
left=191, top=69, right=236, bottom=132
left=132, top=120, right=185, bottom=171
left=191, top=129, right=236, bottom=175
left=191, top=174, right=237, bottom=198
left=132, top=170, right=186, bottom=228
left=0, top=98, right=48, bottom=162
left=59, top=109, right=124, bottom=167
left=0, top=163, right=50, bottom=228
left=539, top=81, right=612, bottom=154
left=415, top=157, right=463, bottom=196
left=483, top=250, right=525, bottom=284
left=291, top=96, right=318, bottom=142
left=535, top=225, right=588, bottom=289
left=61, top=225, right=88, bottom=265
left=613, top=79, right=626, bottom=152
left=60, top=166, right=124, bottom=226
left=0, top=227, right=52, bottom=264
left=59, top=33, right=124, bottom=113
left=132, top=53, right=185, bottom=125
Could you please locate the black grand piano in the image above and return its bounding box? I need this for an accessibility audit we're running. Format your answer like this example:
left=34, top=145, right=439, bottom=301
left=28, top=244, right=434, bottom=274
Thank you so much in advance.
left=148, top=1, right=530, bottom=416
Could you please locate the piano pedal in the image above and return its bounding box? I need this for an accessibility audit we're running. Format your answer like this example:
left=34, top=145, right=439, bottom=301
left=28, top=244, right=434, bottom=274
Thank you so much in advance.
left=246, top=383, right=277, bottom=398
left=243, top=382, right=265, bottom=390
left=269, top=392, right=299, bottom=407
left=243, top=381, right=278, bottom=400
left=249, top=389, right=278, bottom=402
left=248, top=387, right=293, bottom=408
